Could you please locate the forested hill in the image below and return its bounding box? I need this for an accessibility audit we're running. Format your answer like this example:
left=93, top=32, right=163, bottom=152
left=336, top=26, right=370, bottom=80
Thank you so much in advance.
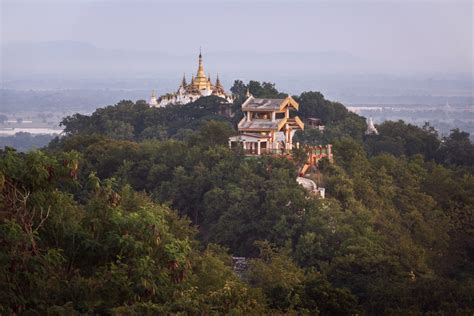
left=1, top=80, right=473, bottom=314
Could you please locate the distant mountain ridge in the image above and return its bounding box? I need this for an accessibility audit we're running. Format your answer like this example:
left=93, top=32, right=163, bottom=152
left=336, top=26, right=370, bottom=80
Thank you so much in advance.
left=2, top=40, right=367, bottom=78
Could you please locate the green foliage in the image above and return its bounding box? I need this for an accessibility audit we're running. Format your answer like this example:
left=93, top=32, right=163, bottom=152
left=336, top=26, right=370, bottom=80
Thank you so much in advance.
left=437, top=128, right=474, bottom=168
left=365, top=120, right=441, bottom=159
left=246, top=241, right=305, bottom=311
left=230, top=79, right=288, bottom=100
left=2, top=83, right=473, bottom=314
left=59, top=96, right=233, bottom=142
left=246, top=241, right=359, bottom=315
left=293, top=91, right=366, bottom=144
left=296, top=91, right=346, bottom=123
left=230, top=79, right=247, bottom=98
left=0, top=132, right=55, bottom=152
left=0, top=149, right=266, bottom=314
left=247, top=81, right=288, bottom=99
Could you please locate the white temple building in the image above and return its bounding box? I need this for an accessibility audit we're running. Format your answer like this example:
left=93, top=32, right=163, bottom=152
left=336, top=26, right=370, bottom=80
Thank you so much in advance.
left=296, top=177, right=325, bottom=198
left=149, top=51, right=233, bottom=107
left=365, top=117, right=379, bottom=135
left=149, top=90, right=158, bottom=106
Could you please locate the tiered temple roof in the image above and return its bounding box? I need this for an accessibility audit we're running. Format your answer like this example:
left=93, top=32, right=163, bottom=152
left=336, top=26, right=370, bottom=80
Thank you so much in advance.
left=242, top=97, right=299, bottom=111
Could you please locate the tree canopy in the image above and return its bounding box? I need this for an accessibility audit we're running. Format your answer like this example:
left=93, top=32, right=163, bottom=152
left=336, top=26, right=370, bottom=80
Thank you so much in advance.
left=1, top=81, right=473, bottom=314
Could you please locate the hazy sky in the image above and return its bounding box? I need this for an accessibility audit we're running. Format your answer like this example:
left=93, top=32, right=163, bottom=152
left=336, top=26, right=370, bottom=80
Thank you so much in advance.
left=1, top=0, right=473, bottom=75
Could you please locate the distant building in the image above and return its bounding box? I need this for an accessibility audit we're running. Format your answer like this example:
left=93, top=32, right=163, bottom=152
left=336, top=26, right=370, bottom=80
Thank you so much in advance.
left=228, top=94, right=304, bottom=155
left=232, top=257, right=248, bottom=277
left=149, top=51, right=233, bottom=107
left=296, top=177, right=325, bottom=198
left=365, top=117, right=379, bottom=135
left=306, top=117, right=325, bottom=131
left=149, top=90, right=158, bottom=106
left=298, top=145, right=333, bottom=176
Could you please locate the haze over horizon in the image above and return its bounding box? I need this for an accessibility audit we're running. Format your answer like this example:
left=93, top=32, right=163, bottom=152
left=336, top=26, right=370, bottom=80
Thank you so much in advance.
left=2, top=0, right=473, bottom=78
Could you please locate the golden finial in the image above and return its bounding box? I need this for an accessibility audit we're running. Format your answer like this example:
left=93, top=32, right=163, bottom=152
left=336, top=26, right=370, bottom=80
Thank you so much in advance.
left=196, top=48, right=206, bottom=82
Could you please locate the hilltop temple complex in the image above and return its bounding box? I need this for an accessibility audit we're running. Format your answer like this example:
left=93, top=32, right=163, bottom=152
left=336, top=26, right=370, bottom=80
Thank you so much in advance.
left=149, top=51, right=334, bottom=198
left=229, top=93, right=332, bottom=189
left=149, top=51, right=233, bottom=107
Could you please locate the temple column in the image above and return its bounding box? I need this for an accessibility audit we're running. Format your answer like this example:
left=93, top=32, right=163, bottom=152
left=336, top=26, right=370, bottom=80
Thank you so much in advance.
left=288, top=128, right=293, bottom=150
left=257, top=141, right=261, bottom=155
left=285, top=124, right=291, bottom=151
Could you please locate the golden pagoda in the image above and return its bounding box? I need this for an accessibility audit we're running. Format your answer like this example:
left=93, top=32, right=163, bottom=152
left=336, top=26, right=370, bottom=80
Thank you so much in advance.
left=193, top=50, right=209, bottom=90
left=150, top=50, right=233, bottom=107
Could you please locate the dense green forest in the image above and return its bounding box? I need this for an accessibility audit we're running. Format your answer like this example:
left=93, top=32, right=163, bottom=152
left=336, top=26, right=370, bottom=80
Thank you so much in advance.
left=0, top=132, right=56, bottom=152
left=1, top=80, right=473, bottom=314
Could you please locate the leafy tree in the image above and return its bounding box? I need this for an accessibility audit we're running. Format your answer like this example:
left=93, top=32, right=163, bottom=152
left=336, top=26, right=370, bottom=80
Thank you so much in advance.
left=230, top=79, right=247, bottom=98
left=0, top=132, right=55, bottom=152
left=365, top=120, right=441, bottom=159
left=247, top=241, right=359, bottom=315
left=437, top=128, right=474, bottom=167
left=0, top=148, right=268, bottom=314
left=2, top=82, right=473, bottom=314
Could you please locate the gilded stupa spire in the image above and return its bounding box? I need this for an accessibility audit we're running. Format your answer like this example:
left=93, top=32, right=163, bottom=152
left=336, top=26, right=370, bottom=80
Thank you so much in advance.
left=215, top=73, right=222, bottom=88
left=181, top=74, right=187, bottom=87
left=194, top=48, right=208, bottom=89
left=197, top=50, right=205, bottom=77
